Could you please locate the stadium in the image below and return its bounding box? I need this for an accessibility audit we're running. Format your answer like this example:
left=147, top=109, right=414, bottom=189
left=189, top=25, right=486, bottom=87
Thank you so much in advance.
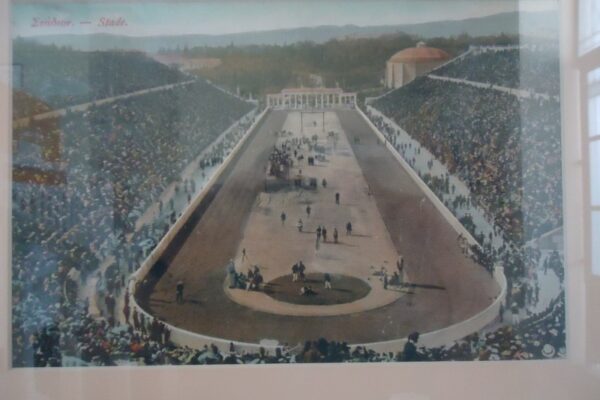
left=11, top=36, right=565, bottom=366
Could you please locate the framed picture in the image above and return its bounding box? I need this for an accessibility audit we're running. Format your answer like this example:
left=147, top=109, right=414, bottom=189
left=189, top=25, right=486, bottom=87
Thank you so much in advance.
left=1, top=0, right=599, bottom=399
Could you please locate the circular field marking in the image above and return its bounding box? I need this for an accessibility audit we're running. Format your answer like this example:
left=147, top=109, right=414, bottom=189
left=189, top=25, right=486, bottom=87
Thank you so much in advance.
left=264, top=273, right=371, bottom=306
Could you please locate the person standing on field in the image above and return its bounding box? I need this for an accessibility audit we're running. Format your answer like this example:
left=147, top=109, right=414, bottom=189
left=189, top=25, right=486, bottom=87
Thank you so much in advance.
left=324, top=273, right=332, bottom=289
left=176, top=280, right=184, bottom=304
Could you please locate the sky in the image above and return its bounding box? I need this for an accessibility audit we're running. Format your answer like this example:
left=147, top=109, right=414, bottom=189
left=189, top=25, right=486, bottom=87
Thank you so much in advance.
left=12, top=0, right=558, bottom=37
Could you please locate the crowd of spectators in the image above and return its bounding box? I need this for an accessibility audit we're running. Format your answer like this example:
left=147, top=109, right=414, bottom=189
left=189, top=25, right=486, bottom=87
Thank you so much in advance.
left=22, top=285, right=564, bottom=366
left=371, top=77, right=562, bottom=246
left=363, top=46, right=565, bottom=363
left=425, top=290, right=565, bottom=361
left=13, top=39, right=188, bottom=113
left=293, top=291, right=564, bottom=363
left=12, top=77, right=255, bottom=367
left=433, top=46, right=560, bottom=96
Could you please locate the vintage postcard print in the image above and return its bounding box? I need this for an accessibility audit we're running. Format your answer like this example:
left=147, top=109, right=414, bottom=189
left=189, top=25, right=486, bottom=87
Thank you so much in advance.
left=10, top=0, right=564, bottom=366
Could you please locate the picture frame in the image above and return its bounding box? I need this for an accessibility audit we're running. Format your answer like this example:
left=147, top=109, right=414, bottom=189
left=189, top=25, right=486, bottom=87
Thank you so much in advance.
left=1, top=0, right=599, bottom=398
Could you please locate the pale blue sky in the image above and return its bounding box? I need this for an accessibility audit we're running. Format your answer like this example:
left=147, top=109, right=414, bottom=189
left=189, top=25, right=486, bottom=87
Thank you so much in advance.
left=12, top=1, right=557, bottom=37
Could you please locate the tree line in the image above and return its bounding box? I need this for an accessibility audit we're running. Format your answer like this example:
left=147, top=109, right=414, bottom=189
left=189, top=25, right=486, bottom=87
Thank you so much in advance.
left=160, top=32, right=519, bottom=97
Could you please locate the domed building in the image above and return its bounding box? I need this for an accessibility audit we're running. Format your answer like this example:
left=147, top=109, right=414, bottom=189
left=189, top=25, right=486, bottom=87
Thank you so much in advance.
left=385, top=42, right=451, bottom=89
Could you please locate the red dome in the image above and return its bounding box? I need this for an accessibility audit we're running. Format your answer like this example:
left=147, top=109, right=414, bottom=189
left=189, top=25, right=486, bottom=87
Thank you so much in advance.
left=388, top=47, right=450, bottom=64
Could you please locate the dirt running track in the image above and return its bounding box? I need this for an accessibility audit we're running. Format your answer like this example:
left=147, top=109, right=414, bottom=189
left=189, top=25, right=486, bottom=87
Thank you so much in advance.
left=140, top=109, right=499, bottom=345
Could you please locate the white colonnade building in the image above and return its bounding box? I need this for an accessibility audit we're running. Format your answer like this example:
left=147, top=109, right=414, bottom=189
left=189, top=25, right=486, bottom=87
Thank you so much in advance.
left=266, top=87, right=357, bottom=109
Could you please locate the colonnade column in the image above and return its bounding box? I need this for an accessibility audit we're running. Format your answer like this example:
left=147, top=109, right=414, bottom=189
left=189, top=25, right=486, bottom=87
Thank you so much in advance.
left=267, top=91, right=357, bottom=109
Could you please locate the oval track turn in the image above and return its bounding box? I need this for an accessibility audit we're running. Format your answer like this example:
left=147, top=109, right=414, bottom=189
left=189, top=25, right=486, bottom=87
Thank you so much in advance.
left=139, top=109, right=499, bottom=345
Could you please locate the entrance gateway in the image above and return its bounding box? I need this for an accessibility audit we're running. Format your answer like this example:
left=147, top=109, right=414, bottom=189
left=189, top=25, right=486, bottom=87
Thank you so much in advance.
left=266, top=87, right=358, bottom=109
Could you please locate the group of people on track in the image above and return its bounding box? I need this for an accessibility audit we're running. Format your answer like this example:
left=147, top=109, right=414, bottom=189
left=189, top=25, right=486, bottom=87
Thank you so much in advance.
left=380, top=256, right=407, bottom=290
